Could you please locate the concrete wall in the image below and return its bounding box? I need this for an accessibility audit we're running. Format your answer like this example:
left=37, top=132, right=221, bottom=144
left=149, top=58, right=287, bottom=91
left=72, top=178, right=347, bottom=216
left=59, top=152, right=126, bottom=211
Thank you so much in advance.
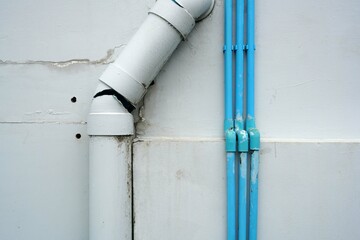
left=1, top=0, right=359, bottom=239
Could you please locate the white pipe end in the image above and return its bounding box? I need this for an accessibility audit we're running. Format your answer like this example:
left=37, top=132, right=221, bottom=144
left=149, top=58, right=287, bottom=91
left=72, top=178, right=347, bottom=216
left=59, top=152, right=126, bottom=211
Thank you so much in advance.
left=88, top=95, right=134, bottom=136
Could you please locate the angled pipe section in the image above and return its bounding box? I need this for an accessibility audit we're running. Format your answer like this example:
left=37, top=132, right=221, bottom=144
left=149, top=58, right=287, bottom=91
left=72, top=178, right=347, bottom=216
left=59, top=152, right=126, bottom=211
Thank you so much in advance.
left=87, top=0, right=214, bottom=239
left=97, top=0, right=215, bottom=109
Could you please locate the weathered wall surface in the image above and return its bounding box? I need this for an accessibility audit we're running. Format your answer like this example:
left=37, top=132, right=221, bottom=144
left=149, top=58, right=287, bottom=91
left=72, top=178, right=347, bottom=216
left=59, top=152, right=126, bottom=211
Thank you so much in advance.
left=0, top=0, right=359, bottom=239
left=134, top=1, right=360, bottom=239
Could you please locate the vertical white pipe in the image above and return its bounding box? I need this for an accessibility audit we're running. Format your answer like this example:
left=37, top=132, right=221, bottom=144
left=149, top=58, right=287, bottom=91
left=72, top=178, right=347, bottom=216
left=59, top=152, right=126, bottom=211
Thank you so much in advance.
left=89, top=136, right=132, bottom=240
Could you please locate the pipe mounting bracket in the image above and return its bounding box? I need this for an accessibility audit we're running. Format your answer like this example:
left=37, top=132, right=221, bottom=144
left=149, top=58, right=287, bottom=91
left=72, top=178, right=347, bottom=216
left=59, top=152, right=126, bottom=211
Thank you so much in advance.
left=248, top=128, right=260, bottom=150
left=225, top=119, right=236, bottom=152
left=235, top=119, right=249, bottom=152
left=246, top=116, right=260, bottom=150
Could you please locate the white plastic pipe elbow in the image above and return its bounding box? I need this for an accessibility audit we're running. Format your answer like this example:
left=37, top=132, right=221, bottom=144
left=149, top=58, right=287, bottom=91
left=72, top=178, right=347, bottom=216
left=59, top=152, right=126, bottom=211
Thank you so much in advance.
left=88, top=0, right=214, bottom=136
left=100, top=0, right=215, bottom=107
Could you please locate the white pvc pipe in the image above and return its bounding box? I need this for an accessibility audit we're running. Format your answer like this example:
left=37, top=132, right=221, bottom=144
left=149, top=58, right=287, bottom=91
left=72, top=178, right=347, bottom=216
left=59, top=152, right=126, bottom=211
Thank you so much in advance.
left=100, top=13, right=183, bottom=105
left=88, top=94, right=134, bottom=240
left=100, top=0, right=195, bottom=106
left=88, top=1, right=215, bottom=240
left=89, top=136, right=132, bottom=240
left=114, top=14, right=181, bottom=84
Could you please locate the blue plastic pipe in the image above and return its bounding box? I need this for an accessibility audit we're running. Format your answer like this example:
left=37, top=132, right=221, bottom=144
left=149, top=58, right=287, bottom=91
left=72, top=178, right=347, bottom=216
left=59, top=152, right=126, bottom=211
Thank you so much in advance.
left=235, top=0, right=244, bottom=120
left=247, top=0, right=255, bottom=120
left=246, top=0, right=260, bottom=240
left=224, top=0, right=233, bottom=122
left=238, top=152, right=248, bottom=240
left=235, top=0, right=249, bottom=240
left=249, top=151, right=259, bottom=240
left=224, top=0, right=236, bottom=239
left=226, top=152, right=236, bottom=240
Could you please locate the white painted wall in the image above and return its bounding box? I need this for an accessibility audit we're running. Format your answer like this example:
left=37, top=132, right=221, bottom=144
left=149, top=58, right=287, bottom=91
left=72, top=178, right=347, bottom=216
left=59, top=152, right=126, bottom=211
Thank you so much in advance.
left=0, top=0, right=359, bottom=239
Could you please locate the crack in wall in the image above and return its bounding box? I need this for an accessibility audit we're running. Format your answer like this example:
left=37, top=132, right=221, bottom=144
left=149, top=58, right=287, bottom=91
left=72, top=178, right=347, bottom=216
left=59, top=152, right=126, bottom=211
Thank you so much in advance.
left=0, top=44, right=125, bottom=68
left=0, top=121, right=87, bottom=125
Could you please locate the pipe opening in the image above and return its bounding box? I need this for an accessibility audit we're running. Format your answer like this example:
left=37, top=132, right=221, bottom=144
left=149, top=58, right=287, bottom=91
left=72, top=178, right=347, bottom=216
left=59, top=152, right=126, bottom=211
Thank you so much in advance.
left=94, top=89, right=135, bottom=113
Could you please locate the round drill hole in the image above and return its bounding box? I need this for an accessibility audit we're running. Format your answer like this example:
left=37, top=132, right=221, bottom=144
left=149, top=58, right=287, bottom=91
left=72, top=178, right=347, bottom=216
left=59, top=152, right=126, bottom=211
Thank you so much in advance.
left=75, top=133, right=81, bottom=139
left=71, top=97, right=77, bottom=103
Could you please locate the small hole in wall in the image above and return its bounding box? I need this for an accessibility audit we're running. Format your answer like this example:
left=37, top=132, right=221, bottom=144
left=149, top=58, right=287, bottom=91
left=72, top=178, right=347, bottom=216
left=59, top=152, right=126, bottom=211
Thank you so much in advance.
left=75, top=133, right=81, bottom=139
left=71, top=97, right=77, bottom=103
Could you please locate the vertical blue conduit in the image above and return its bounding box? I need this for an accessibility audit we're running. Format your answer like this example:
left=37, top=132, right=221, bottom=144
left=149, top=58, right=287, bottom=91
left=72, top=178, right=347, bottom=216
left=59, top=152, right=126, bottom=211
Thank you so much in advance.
left=246, top=0, right=261, bottom=240
left=224, top=0, right=236, bottom=239
left=246, top=0, right=255, bottom=122
left=235, top=0, right=249, bottom=239
left=226, top=152, right=236, bottom=240
left=224, top=0, right=233, bottom=123
left=249, top=151, right=259, bottom=240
